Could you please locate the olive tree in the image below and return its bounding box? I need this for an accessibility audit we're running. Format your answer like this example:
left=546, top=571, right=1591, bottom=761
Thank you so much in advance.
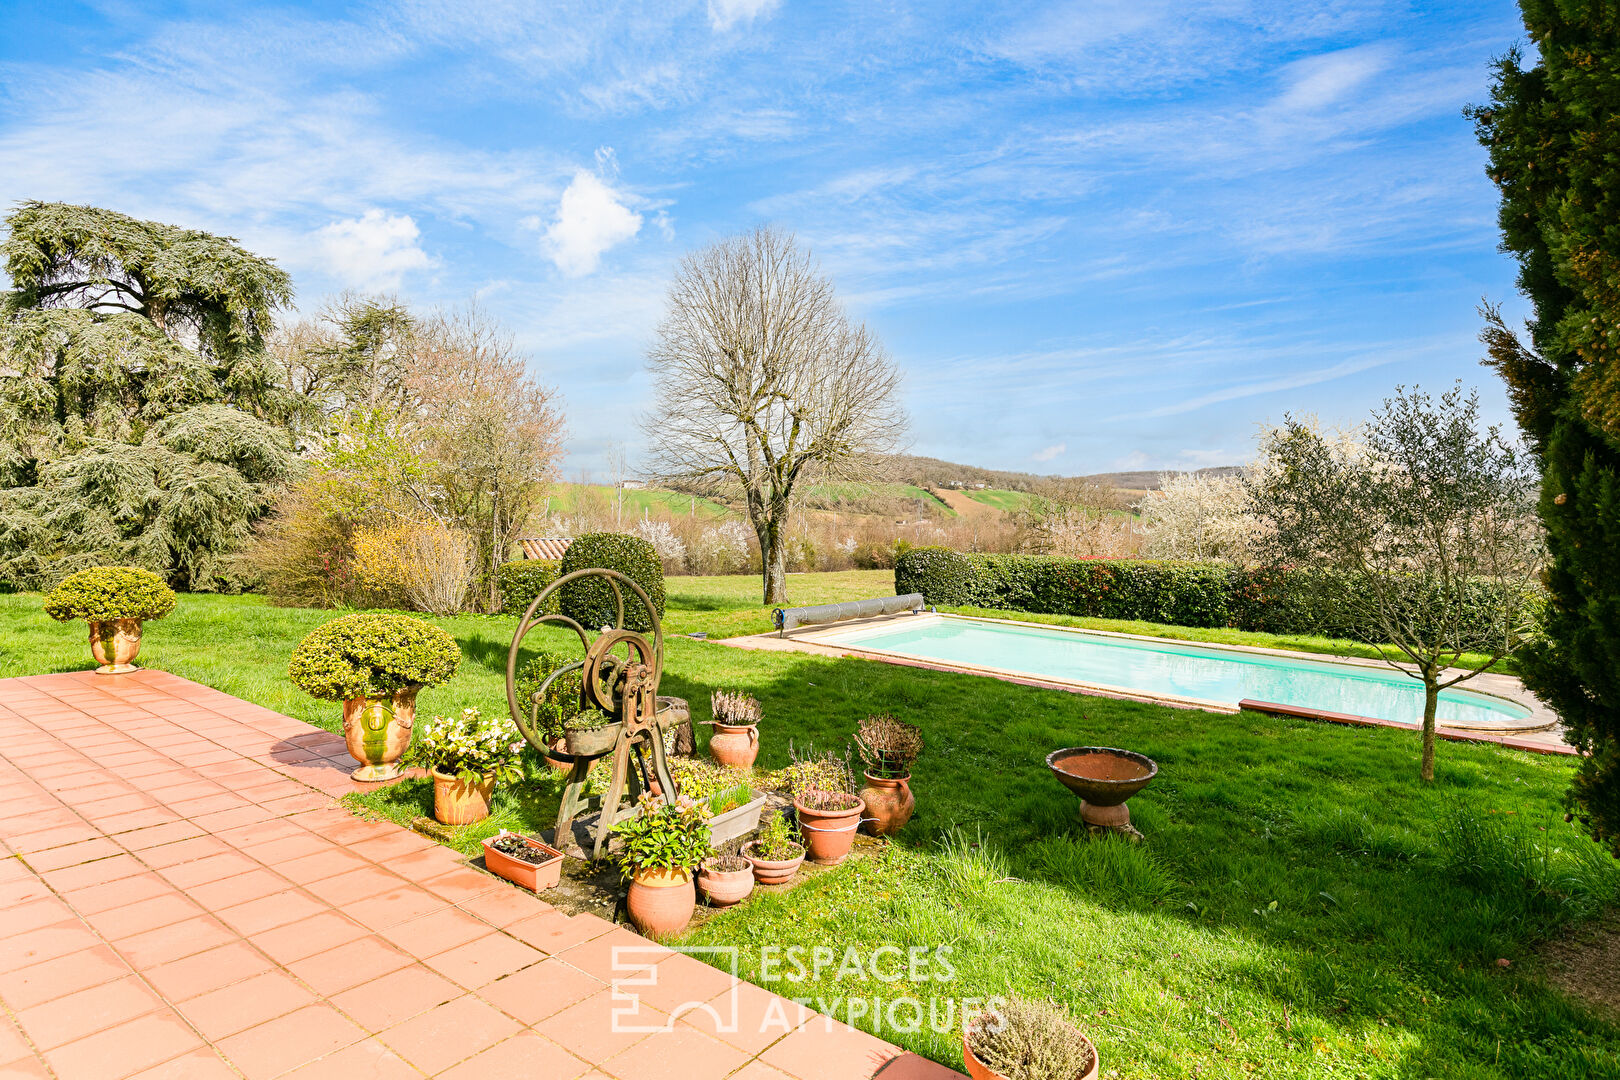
left=642, top=226, right=907, bottom=603
left=1248, top=384, right=1544, bottom=781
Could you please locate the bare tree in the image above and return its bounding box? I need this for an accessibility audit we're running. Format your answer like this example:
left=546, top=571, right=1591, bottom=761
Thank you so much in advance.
left=643, top=226, right=908, bottom=603
left=1013, top=478, right=1140, bottom=558
left=1247, top=384, right=1544, bottom=781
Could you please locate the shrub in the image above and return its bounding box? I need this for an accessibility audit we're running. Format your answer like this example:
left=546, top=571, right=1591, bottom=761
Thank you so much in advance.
left=513, top=650, right=587, bottom=741
left=498, top=559, right=560, bottom=616
left=44, top=566, right=177, bottom=623
left=967, top=996, right=1096, bottom=1080
left=894, top=545, right=980, bottom=605
left=287, top=612, right=460, bottom=700
left=558, top=532, right=665, bottom=632
left=612, top=796, right=712, bottom=875
left=749, top=809, right=803, bottom=861
left=351, top=523, right=475, bottom=614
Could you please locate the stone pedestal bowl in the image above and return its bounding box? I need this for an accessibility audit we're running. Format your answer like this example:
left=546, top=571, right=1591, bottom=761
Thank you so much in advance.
left=1046, top=747, right=1158, bottom=829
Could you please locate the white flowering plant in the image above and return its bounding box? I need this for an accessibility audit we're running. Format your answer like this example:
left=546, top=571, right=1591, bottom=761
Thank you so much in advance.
left=410, top=707, right=526, bottom=786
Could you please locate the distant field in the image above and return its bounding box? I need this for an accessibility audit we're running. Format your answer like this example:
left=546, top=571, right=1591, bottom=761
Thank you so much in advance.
left=798, top=481, right=954, bottom=516
left=963, top=487, right=1032, bottom=512
left=545, top=483, right=733, bottom=521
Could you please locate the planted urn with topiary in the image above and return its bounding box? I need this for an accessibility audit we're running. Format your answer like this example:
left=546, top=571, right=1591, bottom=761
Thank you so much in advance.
left=288, top=612, right=460, bottom=781
left=44, top=566, right=177, bottom=673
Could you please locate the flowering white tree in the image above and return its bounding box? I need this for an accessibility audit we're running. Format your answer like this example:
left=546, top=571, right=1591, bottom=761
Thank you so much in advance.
left=1139, top=472, right=1259, bottom=563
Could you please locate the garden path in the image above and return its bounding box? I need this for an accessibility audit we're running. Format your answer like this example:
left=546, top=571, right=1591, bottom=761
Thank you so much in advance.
left=0, top=669, right=959, bottom=1080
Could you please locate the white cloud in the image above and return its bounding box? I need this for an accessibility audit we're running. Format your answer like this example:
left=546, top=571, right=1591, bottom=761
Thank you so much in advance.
left=543, top=171, right=643, bottom=276
left=708, top=0, right=781, bottom=32
left=312, top=209, right=433, bottom=290
left=1032, top=443, right=1065, bottom=462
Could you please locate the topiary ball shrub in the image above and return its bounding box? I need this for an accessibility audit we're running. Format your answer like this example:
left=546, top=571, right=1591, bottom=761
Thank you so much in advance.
left=497, top=559, right=560, bottom=616
left=288, top=612, right=461, bottom=701
left=894, top=545, right=981, bottom=606
left=44, top=566, right=177, bottom=623
left=558, top=533, right=665, bottom=632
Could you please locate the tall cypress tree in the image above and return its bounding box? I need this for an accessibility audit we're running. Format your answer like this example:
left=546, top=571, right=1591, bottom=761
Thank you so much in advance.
left=1471, top=6, right=1620, bottom=853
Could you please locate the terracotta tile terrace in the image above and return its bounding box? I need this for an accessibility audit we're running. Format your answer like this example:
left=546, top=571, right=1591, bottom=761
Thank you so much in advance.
left=0, top=669, right=960, bottom=1080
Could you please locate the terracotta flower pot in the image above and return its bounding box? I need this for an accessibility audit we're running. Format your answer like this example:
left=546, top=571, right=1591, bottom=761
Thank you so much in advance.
left=626, top=867, right=695, bottom=939
left=962, top=1029, right=1099, bottom=1080
left=743, top=842, right=805, bottom=886
left=543, top=737, right=571, bottom=773
left=794, top=796, right=864, bottom=865
left=432, top=770, right=496, bottom=825
left=697, top=858, right=755, bottom=908
left=341, top=685, right=420, bottom=782
left=859, top=771, right=915, bottom=836
left=89, top=618, right=143, bottom=674
left=481, top=832, right=564, bottom=891
left=708, top=722, right=760, bottom=769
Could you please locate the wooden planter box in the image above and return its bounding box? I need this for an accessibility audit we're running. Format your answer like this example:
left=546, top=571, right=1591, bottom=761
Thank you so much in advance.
left=481, top=831, right=564, bottom=891
left=707, top=789, right=767, bottom=848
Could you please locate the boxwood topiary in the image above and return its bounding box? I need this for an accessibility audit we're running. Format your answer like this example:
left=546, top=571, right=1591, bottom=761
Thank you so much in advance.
left=44, top=567, right=177, bottom=623
left=497, top=559, right=560, bottom=616
left=558, top=533, right=665, bottom=632
left=287, top=613, right=461, bottom=701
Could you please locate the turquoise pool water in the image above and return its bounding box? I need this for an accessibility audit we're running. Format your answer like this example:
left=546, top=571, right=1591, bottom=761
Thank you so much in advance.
left=821, top=618, right=1530, bottom=727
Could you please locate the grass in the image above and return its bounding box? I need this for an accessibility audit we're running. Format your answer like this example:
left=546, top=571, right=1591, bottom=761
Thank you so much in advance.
left=964, top=488, right=1033, bottom=512
left=546, top=482, right=734, bottom=521
left=1, top=576, right=1613, bottom=1077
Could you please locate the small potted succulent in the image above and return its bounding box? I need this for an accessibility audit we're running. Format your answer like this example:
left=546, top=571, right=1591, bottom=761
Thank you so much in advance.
left=963, top=997, right=1099, bottom=1080
left=482, top=831, right=566, bottom=891
left=705, top=689, right=761, bottom=769
left=787, top=744, right=864, bottom=865
left=410, top=707, right=525, bottom=825
left=742, top=809, right=805, bottom=886
left=44, top=566, right=176, bottom=673
left=696, top=842, right=754, bottom=908
left=612, top=796, right=712, bottom=939
left=288, top=613, right=460, bottom=781
left=854, top=714, right=923, bottom=836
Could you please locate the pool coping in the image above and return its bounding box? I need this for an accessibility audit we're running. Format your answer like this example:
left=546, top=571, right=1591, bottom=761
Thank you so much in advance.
left=722, top=612, right=1573, bottom=755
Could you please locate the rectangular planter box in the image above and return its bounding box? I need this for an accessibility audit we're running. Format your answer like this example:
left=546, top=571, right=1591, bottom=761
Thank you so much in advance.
left=481, top=831, right=564, bottom=892
left=707, top=789, right=767, bottom=848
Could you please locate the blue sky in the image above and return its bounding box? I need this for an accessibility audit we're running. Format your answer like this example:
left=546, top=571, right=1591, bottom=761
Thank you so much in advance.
left=0, top=1, right=1531, bottom=478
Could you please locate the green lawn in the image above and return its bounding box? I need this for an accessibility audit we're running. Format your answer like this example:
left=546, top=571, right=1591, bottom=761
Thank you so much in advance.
left=546, top=482, right=735, bottom=521
left=0, top=577, right=1612, bottom=1077
left=964, top=488, right=1033, bottom=512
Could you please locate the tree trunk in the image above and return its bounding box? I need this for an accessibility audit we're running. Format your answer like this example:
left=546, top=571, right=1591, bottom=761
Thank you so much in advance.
left=761, top=531, right=787, bottom=605
left=1420, top=676, right=1440, bottom=782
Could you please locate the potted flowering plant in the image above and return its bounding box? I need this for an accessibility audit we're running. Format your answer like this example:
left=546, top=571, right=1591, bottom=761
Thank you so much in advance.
left=854, top=714, right=922, bottom=836
left=611, top=796, right=712, bottom=939
left=410, top=707, right=525, bottom=825
left=288, top=613, right=460, bottom=781
left=963, top=997, right=1098, bottom=1080
left=44, top=566, right=176, bottom=673
left=705, top=689, right=762, bottom=769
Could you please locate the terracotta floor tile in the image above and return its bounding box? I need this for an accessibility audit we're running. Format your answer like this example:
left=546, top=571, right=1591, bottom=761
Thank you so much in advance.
left=285, top=935, right=413, bottom=997
left=276, top=847, right=368, bottom=886
left=279, top=1038, right=420, bottom=1080
left=115, top=914, right=236, bottom=967
left=143, top=941, right=275, bottom=1002
left=40, top=1009, right=203, bottom=1080
left=377, top=907, right=492, bottom=958
left=158, top=851, right=259, bottom=890
left=378, top=994, right=521, bottom=1075
left=870, top=1052, right=968, bottom=1079
left=506, top=909, right=616, bottom=955
left=677, top=979, right=811, bottom=1057
left=556, top=928, right=673, bottom=984
left=342, top=885, right=443, bottom=931
left=438, top=1032, right=591, bottom=1080
left=14, top=975, right=165, bottom=1049
left=758, top=1017, right=903, bottom=1080
left=176, top=970, right=318, bottom=1041
left=0, top=898, right=76, bottom=940
left=724, top=1063, right=798, bottom=1080
left=348, top=831, right=438, bottom=863
left=250, top=910, right=363, bottom=965
left=118, top=821, right=205, bottom=851
left=600, top=1024, right=751, bottom=1080
left=215, top=1003, right=367, bottom=1080
left=214, top=888, right=325, bottom=936
left=186, top=868, right=291, bottom=912
left=329, top=963, right=461, bottom=1031
left=476, top=956, right=604, bottom=1025
left=192, top=805, right=276, bottom=833
left=40, top=852, right=144, bottom=891
left=381, top=844, right=464, bottom=883
left=455, top=885, right=554, bottom=929
left=136, top=835, right=230, bottom=870
left=301, top=865, right=404, bottom=907
left=0, top=944, right=129, bottom=1010
left=20, top=836, right=123, bottom=872
left=60, top=871, right=172, bottom=915
left=539, top=988, right=660, bottom=1065
left=635, top=953, right=741, bottom=1017
left=242, top=832, right=332, bottom=864
left=126, top=1048, right=240, bottom=1079
left=82, top=892, right=201, bottom=940
left=421, top=932, right=544, bottom=988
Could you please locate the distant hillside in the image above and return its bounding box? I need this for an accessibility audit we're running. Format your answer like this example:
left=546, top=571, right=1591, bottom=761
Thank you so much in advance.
left=1078, top=466, right=1243, bottom=492
left=880, top=455, right=1241, bottom=493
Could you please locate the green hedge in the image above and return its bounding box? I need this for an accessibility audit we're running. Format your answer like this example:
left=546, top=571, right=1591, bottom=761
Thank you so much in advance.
left=894, top=547, right=1539, bottom=643
left=558, top=532, right=665, bottom=633
left=497, top=559, right=560, bottom=616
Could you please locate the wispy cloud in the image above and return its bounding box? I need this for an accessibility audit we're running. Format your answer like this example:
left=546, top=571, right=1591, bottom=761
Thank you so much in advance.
left=1032, top=443, right=1066, bottom=462
left=312, top=210, right=434, bottom=290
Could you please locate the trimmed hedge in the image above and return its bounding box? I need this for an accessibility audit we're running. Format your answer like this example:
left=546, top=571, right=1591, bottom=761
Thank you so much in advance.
left=894, top=547, right=1539, bottom=643
left=287, top=612, right=460, bottom=701
left=558, top=532, right=665, bottom=633
left=498, top=559, right=560, bottom=616
left=44, top=566, right=177, bottom=623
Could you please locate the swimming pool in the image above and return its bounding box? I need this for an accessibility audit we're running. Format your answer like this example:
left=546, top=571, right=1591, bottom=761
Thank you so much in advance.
left=808, top=615, right=1531, bottom=728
